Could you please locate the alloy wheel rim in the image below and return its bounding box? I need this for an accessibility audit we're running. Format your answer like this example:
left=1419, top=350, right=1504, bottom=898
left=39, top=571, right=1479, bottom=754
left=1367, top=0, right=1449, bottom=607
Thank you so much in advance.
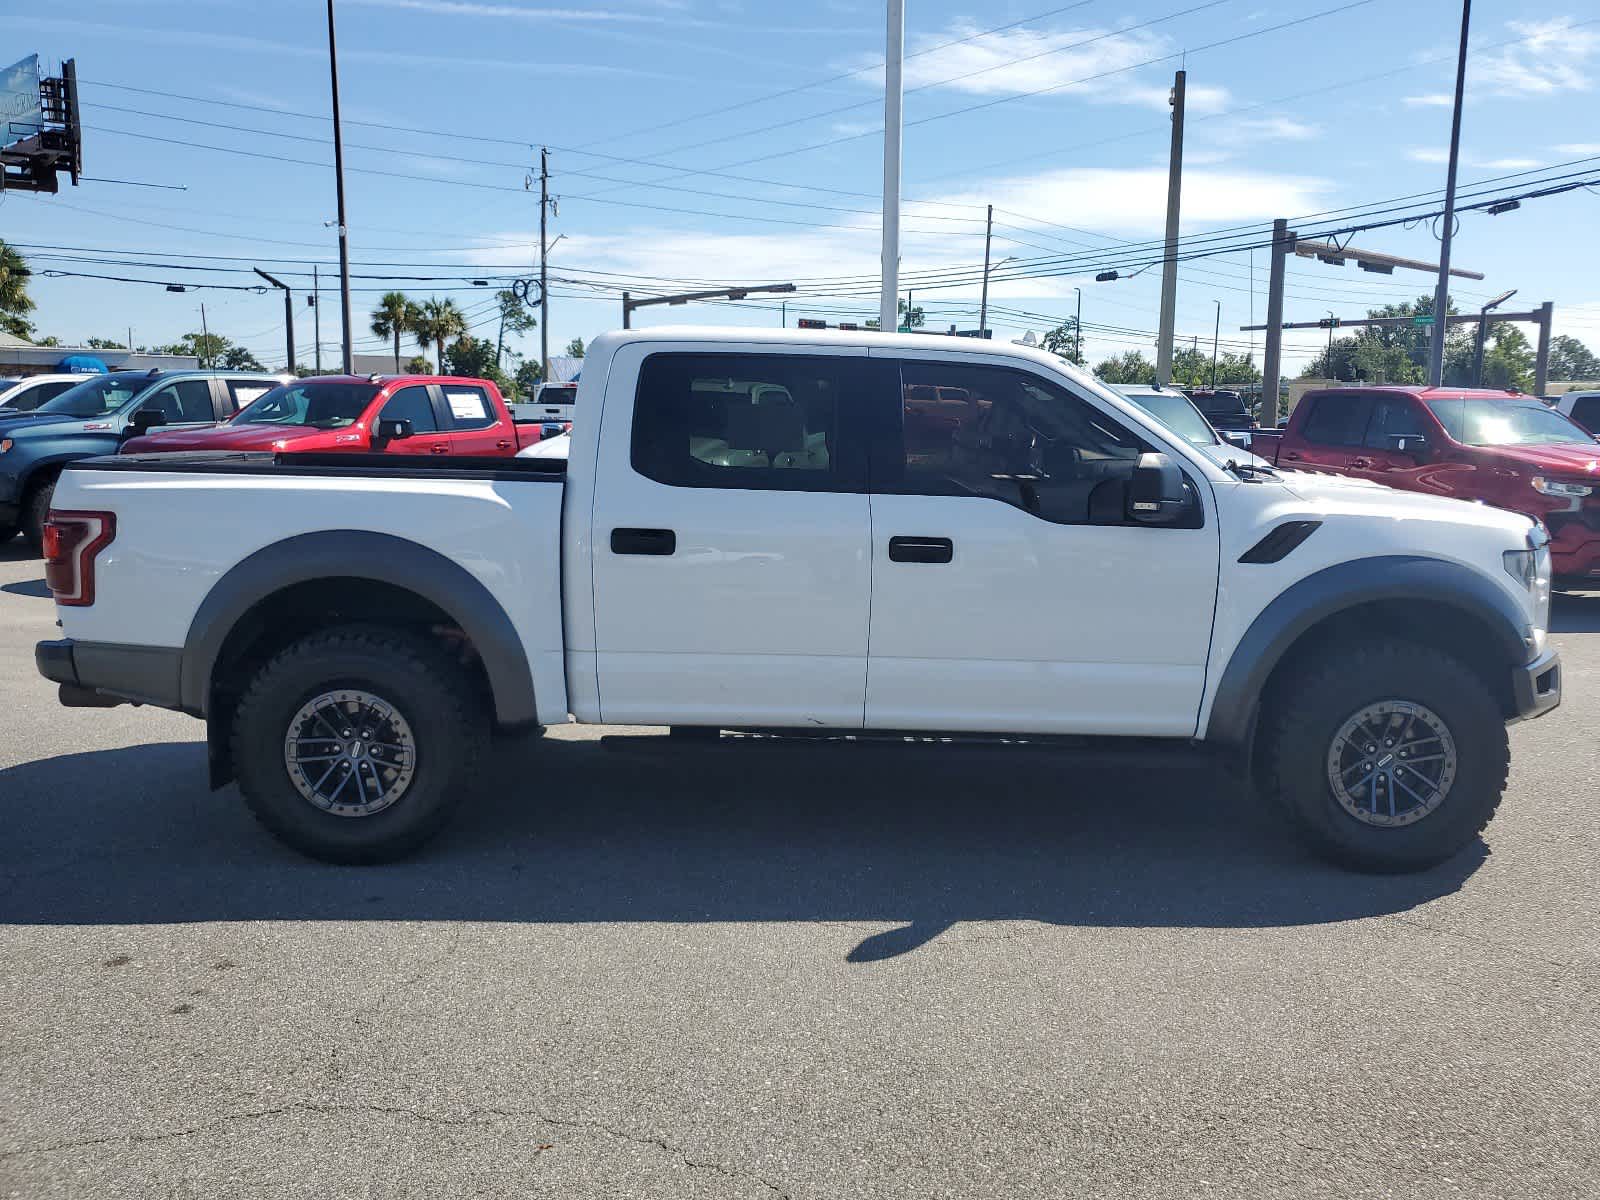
left=283, top=689, right=417, bottom=818
left=1326, top=700, right=1458, bottom=828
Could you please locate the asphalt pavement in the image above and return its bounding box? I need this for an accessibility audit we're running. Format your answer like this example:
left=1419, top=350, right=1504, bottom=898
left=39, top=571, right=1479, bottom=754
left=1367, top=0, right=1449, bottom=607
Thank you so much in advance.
left=1, top=537, right=1597, bottom=1199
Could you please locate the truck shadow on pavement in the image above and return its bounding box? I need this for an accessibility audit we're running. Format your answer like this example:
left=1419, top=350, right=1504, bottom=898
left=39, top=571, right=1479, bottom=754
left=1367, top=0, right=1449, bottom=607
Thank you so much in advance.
left=0, top=733, right=1485, bottom=959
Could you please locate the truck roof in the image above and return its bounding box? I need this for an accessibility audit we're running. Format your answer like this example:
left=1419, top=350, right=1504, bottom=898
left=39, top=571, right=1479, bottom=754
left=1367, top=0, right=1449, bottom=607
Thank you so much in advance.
left=1302, top=384, right=1527, bottom=399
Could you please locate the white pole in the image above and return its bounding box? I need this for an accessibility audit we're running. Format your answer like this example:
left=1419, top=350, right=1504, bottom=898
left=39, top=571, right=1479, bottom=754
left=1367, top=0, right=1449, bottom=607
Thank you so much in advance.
left=880, top=0, right=904, bottom=334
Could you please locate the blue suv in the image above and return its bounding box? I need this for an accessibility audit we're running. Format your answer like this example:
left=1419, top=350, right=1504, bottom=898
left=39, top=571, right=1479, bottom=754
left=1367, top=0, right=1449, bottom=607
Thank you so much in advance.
left=0, top=369, right=286, bottom=548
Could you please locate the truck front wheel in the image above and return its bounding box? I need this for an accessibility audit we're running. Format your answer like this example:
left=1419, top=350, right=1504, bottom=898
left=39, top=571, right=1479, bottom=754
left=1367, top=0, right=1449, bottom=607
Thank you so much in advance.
left=1260, top=639, right=1509, bottom=872
left=230, top=625, right=487, bottom=863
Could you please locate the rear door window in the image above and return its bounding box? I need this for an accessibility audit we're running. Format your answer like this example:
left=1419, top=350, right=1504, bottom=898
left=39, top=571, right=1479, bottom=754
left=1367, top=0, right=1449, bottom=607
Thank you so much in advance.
left=1571, top=396, right=1600, bottom=432
left=1363, top=395, right=1429, bottom=449
left=440, top=385, right=496, bottom=431
left=143, top=379, right=218, bottom=424
left=227, top=379, right=277, bottom=413
left=1300, top=394, right=1375, bottom=446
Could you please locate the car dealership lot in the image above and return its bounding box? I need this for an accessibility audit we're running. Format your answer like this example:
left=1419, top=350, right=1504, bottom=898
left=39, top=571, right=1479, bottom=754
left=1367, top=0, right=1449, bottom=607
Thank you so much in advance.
left=1, top=541, right=1597, bottom=1198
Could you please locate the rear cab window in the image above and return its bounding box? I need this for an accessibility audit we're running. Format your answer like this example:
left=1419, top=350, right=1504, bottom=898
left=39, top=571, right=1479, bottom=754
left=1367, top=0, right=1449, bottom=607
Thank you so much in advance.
left=1299, top=393, right=1375, bottom=446
left=631, top=352, right=865, bottom=491
left=440, top=384, right=496, bottom=431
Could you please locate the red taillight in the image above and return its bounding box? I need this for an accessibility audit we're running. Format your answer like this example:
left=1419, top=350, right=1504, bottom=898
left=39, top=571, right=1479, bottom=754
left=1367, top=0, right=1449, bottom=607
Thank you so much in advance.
left=43, top=510, right=116, bottom=607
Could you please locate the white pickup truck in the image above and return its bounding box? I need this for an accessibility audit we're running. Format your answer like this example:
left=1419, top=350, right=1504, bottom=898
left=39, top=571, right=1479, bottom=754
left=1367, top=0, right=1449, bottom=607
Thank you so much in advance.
left=35, top=329, right=1561, bottom=870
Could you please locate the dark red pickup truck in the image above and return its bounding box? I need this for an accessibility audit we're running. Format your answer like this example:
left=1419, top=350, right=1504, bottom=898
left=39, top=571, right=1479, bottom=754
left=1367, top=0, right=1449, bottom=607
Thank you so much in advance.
left=1262, top=385, right=1600, bottom=583
left=123, top=375, right=544, bottom=457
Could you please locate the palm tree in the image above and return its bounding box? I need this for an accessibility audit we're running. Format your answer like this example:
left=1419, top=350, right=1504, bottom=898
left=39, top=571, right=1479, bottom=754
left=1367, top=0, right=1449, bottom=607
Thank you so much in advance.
left=413, top=297, right=467, bottom=375
left=0, top=239, right=37, bottom=340
left=370, top=292, right=419, bottom=373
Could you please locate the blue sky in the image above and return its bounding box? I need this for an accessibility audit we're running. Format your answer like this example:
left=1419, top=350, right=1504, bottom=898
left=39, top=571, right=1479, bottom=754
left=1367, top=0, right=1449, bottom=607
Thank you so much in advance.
left=6, top=0, right=1599, bottom=373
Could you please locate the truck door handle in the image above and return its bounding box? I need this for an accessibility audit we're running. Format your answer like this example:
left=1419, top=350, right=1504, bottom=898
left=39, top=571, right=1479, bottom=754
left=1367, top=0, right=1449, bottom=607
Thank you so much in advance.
left=1284, top=451, right=1303, bottom=461
left=611, top=527, right=676, bottom=556
left=496, top=439, right=512, bottom=450
left=888, top=536, right=953, bottom=564
left=1350, top=457, right=1372, bottom=468
left=429, top=445, right=449, bottom=454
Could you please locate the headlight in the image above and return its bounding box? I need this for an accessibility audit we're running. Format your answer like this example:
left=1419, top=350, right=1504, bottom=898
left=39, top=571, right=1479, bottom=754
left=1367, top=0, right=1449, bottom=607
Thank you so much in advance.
left=1531, top=476, right=1593, bottom=498
left=1504, top=549, right=1537, bottom=588
left=0, top=438, right=12, bottom=454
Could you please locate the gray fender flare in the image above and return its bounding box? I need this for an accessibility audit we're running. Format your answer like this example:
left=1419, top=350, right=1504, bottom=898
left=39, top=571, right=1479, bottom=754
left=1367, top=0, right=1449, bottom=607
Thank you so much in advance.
left=180, top=530, right=537, bottom=725
left=1204, top=555, right=1530, bottom=745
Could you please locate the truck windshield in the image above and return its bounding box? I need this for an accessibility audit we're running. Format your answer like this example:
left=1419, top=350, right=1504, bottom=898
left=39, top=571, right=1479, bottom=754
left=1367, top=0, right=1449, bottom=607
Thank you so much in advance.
left=1426, top=398, right=1597, bottom=447
left=35, top=373, right=149, bottom=417
left=1121, top=391, right=1219, bottom=446
left=235, top=381, right=379, bottom=429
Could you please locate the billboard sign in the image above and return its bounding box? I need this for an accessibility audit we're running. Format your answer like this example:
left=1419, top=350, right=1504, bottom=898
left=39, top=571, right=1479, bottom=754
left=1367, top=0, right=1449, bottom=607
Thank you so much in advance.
left=1, top=56, right=42, bottom=150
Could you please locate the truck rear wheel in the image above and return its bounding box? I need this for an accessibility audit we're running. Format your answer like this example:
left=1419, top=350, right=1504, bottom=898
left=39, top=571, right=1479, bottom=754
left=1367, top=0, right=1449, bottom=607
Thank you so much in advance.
left=230, top=625, right=487, bottom=864
left=21, top=477, right=56, bottom=549
left=1261, top=639, right=1508, bottom=872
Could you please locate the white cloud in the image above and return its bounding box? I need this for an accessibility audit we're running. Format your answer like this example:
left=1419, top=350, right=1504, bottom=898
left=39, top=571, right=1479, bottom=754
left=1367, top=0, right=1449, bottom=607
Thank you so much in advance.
left=1229, top=116, right=1319, bottom=141
left=1554, top=142, right=1600, bottom=155
left=1478, top=157, right=1540, bottom=170
left=848, top=22, right=1230, bottom=114
left=1407, top=148, right=1450, bottom=164
left=1408, top=148, right=1550, bottom=170
left=1403, top=93, right=1453, bottom=107
left=1473, top=18, right=1599, bottom=97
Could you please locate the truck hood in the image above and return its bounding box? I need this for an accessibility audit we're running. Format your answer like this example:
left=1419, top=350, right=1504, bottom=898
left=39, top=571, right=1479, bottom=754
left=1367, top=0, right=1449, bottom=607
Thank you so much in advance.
left=1471, top=443, right=1600, bottom=478
left=1276, top=470, right=1534, bottom=537
left=122, top=423, right=349, bottom=454
left=0, top=411, right=121, bottom=439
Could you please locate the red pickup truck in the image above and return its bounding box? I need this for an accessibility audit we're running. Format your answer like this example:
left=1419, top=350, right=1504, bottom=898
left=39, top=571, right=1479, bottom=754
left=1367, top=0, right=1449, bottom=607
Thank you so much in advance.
left=1264, top=385, right=1600, bottom=582
left=122, top=375, right=543, bottom=457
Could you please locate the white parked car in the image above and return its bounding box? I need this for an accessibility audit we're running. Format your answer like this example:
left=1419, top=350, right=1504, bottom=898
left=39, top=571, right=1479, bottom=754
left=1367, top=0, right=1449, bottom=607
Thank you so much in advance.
left=0, top=373, right=99, bottom=413
left=36, top=328, right=1559, bottom=869
left=1551, top=390, right=1600, bottom=434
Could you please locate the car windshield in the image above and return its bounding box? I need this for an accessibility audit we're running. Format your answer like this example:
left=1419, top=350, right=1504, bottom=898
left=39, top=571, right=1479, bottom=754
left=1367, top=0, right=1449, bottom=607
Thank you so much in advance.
left=1121, top=390, right=1219, bottom=445
left=35, top=373, right=149, bottom=417
left=235, top=381, right=378, bottom=429
left=1426, top=398, right=1597, bottom=447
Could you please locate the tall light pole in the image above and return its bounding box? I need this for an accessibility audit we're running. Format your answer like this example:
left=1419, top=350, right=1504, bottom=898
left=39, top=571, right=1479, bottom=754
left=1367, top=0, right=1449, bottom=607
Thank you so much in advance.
left=1428, top=0, right=1471, bottom=387
left=1155, top=69, right=1186, bottom=384
left=1074, top=286, right=1082, bottom=363
left=1472, top=288, right=1517, bottom=386
left=254, top=268, right=295, bottom=371
left=539, top=146, right=552, bottom=381
left=326, top=0, right=354, bottom=374
left=978, top=203, right=993, bottom=336
left=880, top=0, right=904, bottom=334
left=1211, top=300, right=1222, bottom=388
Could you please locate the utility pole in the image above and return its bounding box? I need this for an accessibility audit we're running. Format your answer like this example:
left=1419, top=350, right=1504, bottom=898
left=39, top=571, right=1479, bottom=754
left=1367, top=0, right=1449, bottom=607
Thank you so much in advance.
left=1074, top=286, right=1082, bottom=363
left=254, top=268, right=295, bottom=372
left=312, top=264, right=322, bottom=374
left=539, top=146, right=551, bottom=382
left=1325, top=310, right=1335, bottom=371
left=781, top=300, right=787, bottom=328
left=978, top=203, right=994, bottom=336
left=1533, top=300, right=1553, bottom=396
left=199, top=304, right=210, bottom=369
left=1155, top=69, right=1185, bottom=385
left=1428, top=0, right=1471, bottom=387
left=1260, top=218, right=1292, bottom=428
left=1212, top=300, right=1222, bottom=388
left=880, top=0, right=904, bottom=335
left=326, top=0, right=354, bottom=374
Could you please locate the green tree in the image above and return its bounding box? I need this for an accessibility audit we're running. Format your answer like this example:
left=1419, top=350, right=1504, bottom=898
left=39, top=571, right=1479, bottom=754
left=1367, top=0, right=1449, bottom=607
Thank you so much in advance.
left=152, top=331, right=233, bottom=366
left=220, top=345, right=265, bottom=371
left=1093, top=350, right=1158, bottom=384
left=1300, top=294, right=1475, bottom=384
left=370, top=292, right=421, bottom=374
left=35, top=335, right=61, bottom=347
left=1041, top=320, right=1082, bottom=363
left=514, top=357, right=544, bottom=396
left=444, top=334, right=511, bottom=391
left=1547, top=334, right=1600, bottom=381
left=0, top=239, right=35, bottom=340
left=1476, top=325, right=1536, bottom=392
left=495, top=290, right=536, bottom=367
left=896, top=299, right=924, bottom=330
left=85, top=336, right=127, bottom=349
left=565, top=336, right=586, bottom=359
left=412, top=298, right=467, bottom=374
left=406, top=354, right=432, bottom=374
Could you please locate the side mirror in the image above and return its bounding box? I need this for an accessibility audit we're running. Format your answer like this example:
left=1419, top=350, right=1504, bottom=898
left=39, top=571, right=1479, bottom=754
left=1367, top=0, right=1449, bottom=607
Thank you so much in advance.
left=1387, top=433, right=1428, bottom=459
left=375, top=418, right=413, bottom=441
left=1128, top=452, right=1189, bottom=525
left=127, top=407, right=167, bottom=436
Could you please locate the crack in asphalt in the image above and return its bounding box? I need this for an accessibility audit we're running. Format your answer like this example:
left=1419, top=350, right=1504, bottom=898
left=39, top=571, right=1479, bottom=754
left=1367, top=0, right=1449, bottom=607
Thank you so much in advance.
left=0, top=1101, right=794, bottom=1197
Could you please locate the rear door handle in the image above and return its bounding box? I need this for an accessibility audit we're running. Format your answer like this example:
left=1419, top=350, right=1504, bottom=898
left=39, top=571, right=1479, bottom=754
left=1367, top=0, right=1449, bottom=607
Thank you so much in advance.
left=1284, top=451, right=1303, bottom=461
left=611, top=527, right=677, bottom=556
left=429, top=444, right=450, bottom=455
left=495, top=439, right=512, bottom=450
left=888, top=536, right=953, bottom=564
left=1350, top=457, right=1373, bottom=468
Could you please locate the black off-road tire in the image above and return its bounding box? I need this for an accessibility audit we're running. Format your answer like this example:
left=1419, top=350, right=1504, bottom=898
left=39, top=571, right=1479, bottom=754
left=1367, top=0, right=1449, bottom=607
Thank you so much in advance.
left=21, top=477, right=56, bottom=549
left=0, top=523, right=16, bottom=546
left=1261, top=639, right=1509, bottom=872
left=230, top=625, right=488, bottom=864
